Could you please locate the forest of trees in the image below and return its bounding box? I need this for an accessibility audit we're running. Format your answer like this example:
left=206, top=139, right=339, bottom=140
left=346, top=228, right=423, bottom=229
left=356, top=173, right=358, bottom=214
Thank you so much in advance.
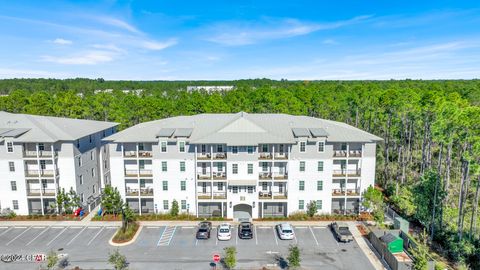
left=0, top=78, right=478, bottom=268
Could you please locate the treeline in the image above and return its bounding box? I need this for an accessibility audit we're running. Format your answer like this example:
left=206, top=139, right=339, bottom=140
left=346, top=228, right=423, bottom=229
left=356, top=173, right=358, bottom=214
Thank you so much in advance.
left=0, top=78, right=479, bottom=268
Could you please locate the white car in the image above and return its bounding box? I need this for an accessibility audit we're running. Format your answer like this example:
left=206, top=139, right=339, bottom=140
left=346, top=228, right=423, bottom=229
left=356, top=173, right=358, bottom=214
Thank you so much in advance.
left=276, top=223, right=295, bottom=240
left=217, top=223, right=232, bottom=241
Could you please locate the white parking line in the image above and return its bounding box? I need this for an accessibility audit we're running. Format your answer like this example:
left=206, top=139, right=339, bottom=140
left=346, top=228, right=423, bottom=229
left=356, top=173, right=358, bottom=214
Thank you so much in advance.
left=47, top=227, right=67, bottom=246
left=309, top=226, right=319, bottom=246
left=52, top=226, right=64, bottom=229
left=26, top=226, right=50, bottom=246
left=87, top=226, right=100, bottom=229
left=295, top=226, right=308, bottom=229
left=14, top=226, right=27, bottom=229
left=258, top=226, right=271, bottom=229
left=272, top=228, right=278, bottom=245
left=0, top=227, right=13, bottom=237
left=0, top=226, right=7, bottom=229
left=182, top=226, right=195, bottom=229
left=254, top=225, right=258, bottom=245
left=314, top=226, right=327, bottom=229
left=106, top=226, right=118, bottom=229
left=146, top=226, right=160, bottom=229
left=157, top=226, right=167, bottom=246
left=166, top=226, right=177, bottom=246
left=67, top=227, right=86, bottom=246
left=32, top=226, right=46, bottom=229
left=6, top=226, right=31, bottom=246
left=195, top=239, right=198, bottom=246
left=87, top=227, right=105, bottom=246
left=70, top=226, right=82, bottom=229
left=235, top=229, right=238, bottom=245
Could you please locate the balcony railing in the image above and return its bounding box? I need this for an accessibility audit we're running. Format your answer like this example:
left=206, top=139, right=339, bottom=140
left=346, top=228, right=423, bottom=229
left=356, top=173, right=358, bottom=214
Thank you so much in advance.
left=212, top=171, right=226, bottom=180
left=125, top=170, right=138, bottom=176
left=332, top=189, right=346, bottom=196
left=125, top=188, right=139, bottom=196
left=273, top=172, right=288, bottom=180
left=197, top=153, right=211, bottom=160
left=346, top=188, right=360, bottom=196
left=25, top=169, right=56, bottom=177
left=274, top=152, right=288, bottom=159
left=259, top=153, right=272, bottom=160
left=213, top=192, right=227, bottom=199
left=23, top=150, right=56, bottom=158
left=139, top=169, right=153, bottom=177
left=332, top=169, right=361, bottom=177
left=349, top=150, right=362, bottom=157
left=124, top=151, right=137, bottom=157
left=213, top=152, right=227, bottom=160
left=27, top=188, right=56, bottom=196
left=333, top=150, right=347, bottom=157
left=197, top=173, right=211, bottom=180
left=258, top=191, right=288, bottom=199
left=140, top=187, right=154, bottom=196
left=197, top=193, right=211, bottom=199
left=259, top=172, right=271, bottom=180
left=138, top=151, right=153, bottom=158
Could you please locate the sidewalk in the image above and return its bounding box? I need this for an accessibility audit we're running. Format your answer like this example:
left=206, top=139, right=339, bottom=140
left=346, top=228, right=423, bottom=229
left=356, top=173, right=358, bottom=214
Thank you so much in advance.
left=350, top=222, right=389, bottom=270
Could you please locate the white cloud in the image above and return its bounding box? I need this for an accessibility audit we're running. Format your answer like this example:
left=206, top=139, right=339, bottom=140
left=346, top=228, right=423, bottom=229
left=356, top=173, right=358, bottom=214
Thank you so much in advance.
left=90, top=44, right=125, bottom=53
left=322, top=39, right=337, bottom=45
left=53, top=38, right=72, bottom=45
left=206, top=15, right=371, bottom=46
left=140, top=39, right=177, bottom=50
left=41, top=50, right=117, bottom=65
left=95, top=17, right=140, bottom=34
left=0, top=68, right=66, bottom=78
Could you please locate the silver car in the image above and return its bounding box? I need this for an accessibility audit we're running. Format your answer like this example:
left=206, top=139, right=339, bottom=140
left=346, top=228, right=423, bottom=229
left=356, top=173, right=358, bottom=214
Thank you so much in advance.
left=276, top=223, right=295, bottom=240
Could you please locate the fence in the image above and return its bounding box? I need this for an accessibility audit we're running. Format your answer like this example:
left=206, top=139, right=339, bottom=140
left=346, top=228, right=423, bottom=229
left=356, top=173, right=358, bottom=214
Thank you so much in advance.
left=368, top=231, right=413, bottom=270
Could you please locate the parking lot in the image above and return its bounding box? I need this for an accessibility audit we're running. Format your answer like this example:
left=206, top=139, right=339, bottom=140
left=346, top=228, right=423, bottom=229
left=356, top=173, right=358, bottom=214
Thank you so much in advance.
left=0, top=224, right=375, bottom=269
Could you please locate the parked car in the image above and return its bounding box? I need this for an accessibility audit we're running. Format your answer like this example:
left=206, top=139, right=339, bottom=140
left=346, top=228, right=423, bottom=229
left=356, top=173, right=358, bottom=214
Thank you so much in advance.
left=276, top=223, right=295, bottom=240
left=74, top=207, right=84, bottom=217
left=330, top=222, right=353, bottom=242
left=196, top=221, right=212, bottom=239
left=217, top=223, right=232, bottom=241
left=238, top=222, right=253, bottom=239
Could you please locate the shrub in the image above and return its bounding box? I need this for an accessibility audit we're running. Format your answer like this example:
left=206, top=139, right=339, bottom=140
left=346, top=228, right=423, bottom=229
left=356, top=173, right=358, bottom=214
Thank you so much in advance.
left=287, top=245, right=301, bottom=269
left=306, top=201, right=317, bottom=217
left=170, top=200, right=179, bottom=216
left=112, top=222, right=139, bottom=243
left=108, top=249, right=128, bottom=270
left=223, top=247, right=236, bottom=269
left=7, top=211, right=16, bottom=219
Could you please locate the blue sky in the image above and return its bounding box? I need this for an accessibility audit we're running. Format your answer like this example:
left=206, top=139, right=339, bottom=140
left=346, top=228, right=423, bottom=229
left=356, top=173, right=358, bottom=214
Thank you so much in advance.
left=0, top=0, right=479, bottom=80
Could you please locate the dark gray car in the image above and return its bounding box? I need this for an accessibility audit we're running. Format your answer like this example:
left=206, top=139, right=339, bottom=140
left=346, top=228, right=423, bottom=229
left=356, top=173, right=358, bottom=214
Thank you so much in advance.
left=196, top=221, right=212, bottom=239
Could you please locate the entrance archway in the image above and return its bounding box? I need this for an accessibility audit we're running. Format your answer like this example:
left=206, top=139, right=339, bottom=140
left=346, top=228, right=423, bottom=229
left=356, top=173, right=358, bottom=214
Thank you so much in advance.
left=233, top=204, right=252, bottom=219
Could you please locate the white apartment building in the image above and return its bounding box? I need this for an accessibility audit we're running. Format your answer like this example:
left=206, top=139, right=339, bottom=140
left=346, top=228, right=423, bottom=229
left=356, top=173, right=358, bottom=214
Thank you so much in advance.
left=105, top=112, right=381, bottom=220
left=0, top=112, right=117, bottom=215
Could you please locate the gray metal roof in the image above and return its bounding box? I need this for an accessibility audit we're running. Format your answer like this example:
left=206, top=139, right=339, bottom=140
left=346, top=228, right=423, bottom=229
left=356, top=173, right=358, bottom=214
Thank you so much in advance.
left=174, top=128, right=193, bottom=137
left=156, top=128, right=176, bottom=137
left=292, top=128, right=310, bottom=137
left=105, top=112, right=382, bottom=144
left=0, top=111, right=118, bottom=142
left=309, top=128, right=329, bottom=137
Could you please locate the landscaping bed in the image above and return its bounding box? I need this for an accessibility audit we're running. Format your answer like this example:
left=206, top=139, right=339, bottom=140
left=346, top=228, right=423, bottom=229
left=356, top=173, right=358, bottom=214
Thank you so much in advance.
left=0, top=213, right=88, bottom=221
left=254, top=212, right=373, bottom=221
left=92, top=213, right=229, bottom=222
left=112, top=222, right=140, bottom=244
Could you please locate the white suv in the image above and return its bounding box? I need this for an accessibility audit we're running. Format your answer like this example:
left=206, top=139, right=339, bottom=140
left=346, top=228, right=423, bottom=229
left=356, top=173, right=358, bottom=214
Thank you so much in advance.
left=217, top=223, right=232, bottom=241
left=276, top=223, right=295, bottom=240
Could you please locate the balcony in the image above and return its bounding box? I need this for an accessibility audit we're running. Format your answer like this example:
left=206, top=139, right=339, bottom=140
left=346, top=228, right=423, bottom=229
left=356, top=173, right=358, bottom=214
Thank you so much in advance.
left=333, top=150, right=347, bottom=157
left=259, top=172, right=272, bottom=180
left=197, top=153, right=211, bottom=160
left=332, top=189, right=346, bottom=196
left=258, top=191, right=288, bottom=200
left=125, top=188, right=139, bottom=196
left=346, top=188, right=360, bottom=196
left=349, top=150, right=362, bottom=158
left=212, top=171, right=226, bottom=180
left=140, top=187, right=154, bottom=196
left=25, top=169, right=56, bottom=177
left=138, top=150, right=153, bottom=158
left=273, top=172, right=288, bottom=180
left=124, top=151, right=137, bottom=158
left=139, top=169, right=153, bottom=177
left=125, top=170, right=138, bottom=177
left=274, top=152, right=288, bottom=160
left=259, top=153, right=272, bottom=160
left=23, top=150, right=56, bottom=158
left=26, top=189, right=56, bottom=196
left=332, top=169, right=361, bottom=177
left=197, top=192, right=211, bottom=200
left=213, top=152, right=227, bottom=160
left=213, top=192, right=227, bottom=199
left=197, top=173, right=211, bottom=180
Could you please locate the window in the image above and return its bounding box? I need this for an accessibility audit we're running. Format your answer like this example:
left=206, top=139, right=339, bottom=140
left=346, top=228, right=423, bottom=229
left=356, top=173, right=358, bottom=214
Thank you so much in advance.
left=262, top=162, right=268, bottom=172
left=317, top=161, right=324, bottom=172
left=181, top=200, right=187, bottom=210
left=12, top=200, right=18, bottom=210
left=299, top=161, right=305, bottom=172
left=217, top=145, right=223, bottom=152
left=162, top=181, right=168, bottom=191
left=317, top=180, right=323, bottom=191
left=262, top=144, right=268, bottom=152
left=299, top=180, right=305, bottom=191
left=91, top=151, right=95, bottom=160
left=247, top=146, right=254, bottom=154
left=91, top=168, right=95, bottom=177
left=138, top=143, right=145, bottom=151
left=140, top=179, right=146, bottom=188
left=162, top=161, right=167, bottom=172
left=247, top=164, right=253, bottom=174
left=179, top=141, right=185, bottom=153
left=248, top=186, right=254, bottom=193
left=181, top=180, right=186, bottom=191
left=139, top=160, right=145, bottom=169
left=341, top=143, right=347, bottom=151
left=77, top=156, right=82, bottom=167
left=318, top=141, right=325, bottom=152
left=232, top=164, right=238, bottom=174
left=40, top=160, right=46, bottom=169
left=218, top=182, right=224, bottom=191
left=232, top=186, right=238, bottom=193
left=300, top=141, right=306, bottom=152
left=6, top=141, right=13, bottom=153
left=10, top=181, right=16, bottom=191
left=261, top=182, right=268, bottom=191
left=163, top=200, right=169, bottom=210
left=217, top=163, right=223, bottom=172
left=299, top=200, right=304, bottom=210
left=232, top=146, right=238, bottom=154
left=76, top=140, right=80, bottom=149
left=316, top=200, right=323, bottom=210
left=80, top=193, right=84, bottom=203
left=180, top=161, right=186, bottom=172
left=79, top=175, right=83, bottom=185
left=42, top=179, right=47, bottom=189
left=8, top=161, right=15, bottom=172
left=89, top=135, right=93, bottom=143
left=93, top=184, right=96, bottom=194
left=201, top=144, right=206, bottom=153
left=160, top=141, right=167, bottom=153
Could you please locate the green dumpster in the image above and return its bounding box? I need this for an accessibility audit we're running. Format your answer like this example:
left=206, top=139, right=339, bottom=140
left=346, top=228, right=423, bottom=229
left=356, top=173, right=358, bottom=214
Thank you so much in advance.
left=379, top=233, right=404, bottom=253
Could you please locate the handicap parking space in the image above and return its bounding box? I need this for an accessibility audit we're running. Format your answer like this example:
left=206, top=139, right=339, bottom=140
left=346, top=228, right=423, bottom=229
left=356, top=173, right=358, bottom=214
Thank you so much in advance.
left=170, top=226, right=195, bottom=248
left=134, top=226, right=164, bottom=247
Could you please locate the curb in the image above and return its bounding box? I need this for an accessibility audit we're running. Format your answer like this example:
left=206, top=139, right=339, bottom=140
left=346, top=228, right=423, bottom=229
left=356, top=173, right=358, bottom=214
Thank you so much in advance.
left=109, top=224, right=143, bottom=247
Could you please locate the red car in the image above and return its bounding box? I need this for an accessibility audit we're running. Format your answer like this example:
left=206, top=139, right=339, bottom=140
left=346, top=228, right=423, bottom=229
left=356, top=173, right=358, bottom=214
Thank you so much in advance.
left=74, top=208, right=83, bottom=216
